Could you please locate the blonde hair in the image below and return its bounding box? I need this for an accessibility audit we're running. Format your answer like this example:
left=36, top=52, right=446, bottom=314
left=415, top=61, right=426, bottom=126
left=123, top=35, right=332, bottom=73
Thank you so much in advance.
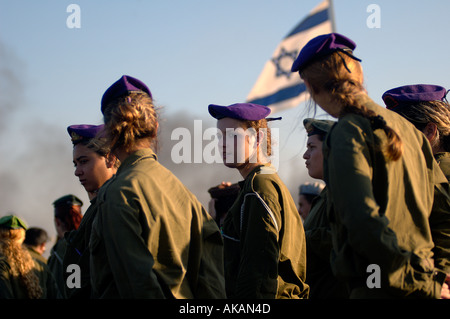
left=0, top=228, right=42, bottom=298
left=102, top=92, right=158, bottom=153
left=300, top=52, right=403, bottom=161
left=393, top=100, right=450, bottom=152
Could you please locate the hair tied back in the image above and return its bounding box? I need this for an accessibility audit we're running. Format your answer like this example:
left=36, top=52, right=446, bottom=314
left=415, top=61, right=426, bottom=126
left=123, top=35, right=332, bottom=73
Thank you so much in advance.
left=369, top=115, right=387, bottom=130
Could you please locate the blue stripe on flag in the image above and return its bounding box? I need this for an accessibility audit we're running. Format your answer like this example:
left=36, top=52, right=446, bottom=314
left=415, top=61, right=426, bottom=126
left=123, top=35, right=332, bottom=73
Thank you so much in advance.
left=284, top=8, right=329, bottom=39
left=248, top=82, right=307, bottom=106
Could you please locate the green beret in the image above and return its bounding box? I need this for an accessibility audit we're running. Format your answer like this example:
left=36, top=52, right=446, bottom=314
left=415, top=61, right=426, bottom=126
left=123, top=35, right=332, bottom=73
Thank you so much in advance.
left=0, top=215, right=28, bottom=230
left=52, top=194, right=83, bottom=208
left=303, top=118, right=336, bottom=136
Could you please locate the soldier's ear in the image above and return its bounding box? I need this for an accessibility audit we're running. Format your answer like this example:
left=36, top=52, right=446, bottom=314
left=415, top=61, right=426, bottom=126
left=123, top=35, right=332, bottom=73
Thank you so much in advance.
left=423, top=122, right=438, bottom=142
left=105, top=153, right=116, bottom=169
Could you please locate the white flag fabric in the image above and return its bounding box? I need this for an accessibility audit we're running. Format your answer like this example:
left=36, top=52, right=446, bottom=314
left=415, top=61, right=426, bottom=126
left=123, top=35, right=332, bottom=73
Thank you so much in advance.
left=246, top=0, right=334, bottom=113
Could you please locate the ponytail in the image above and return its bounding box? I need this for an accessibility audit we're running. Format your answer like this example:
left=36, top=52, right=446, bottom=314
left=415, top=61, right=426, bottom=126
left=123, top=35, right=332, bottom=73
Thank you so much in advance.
left=340, top=97, right=403, bottom=162
left=301, top=52, right=403, bottom=161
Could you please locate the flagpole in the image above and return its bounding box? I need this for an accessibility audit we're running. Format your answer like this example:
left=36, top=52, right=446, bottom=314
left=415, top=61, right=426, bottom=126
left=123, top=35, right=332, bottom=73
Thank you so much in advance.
left=328, top=0, right=337, bottom=32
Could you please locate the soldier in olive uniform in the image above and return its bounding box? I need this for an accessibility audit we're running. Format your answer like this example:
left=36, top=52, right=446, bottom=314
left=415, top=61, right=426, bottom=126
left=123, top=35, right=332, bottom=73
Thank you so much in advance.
left=0, top=215, right=60, bottom=298
left=298, top=182, right=324, bottom=221
left=291, top=33, right=450, bottom=298
left=302, top=118, right=348, bottom=299
left=47, top=194, right=83, bottom=298
left=89, top=75, right=225, bottom=298
left=382, top=84, right=450, bottom=277
left=208, top=102, right=309, bottom=299
left=382, top=84, right=450, bottom=180
left=63, top=124, right=118, bottom=298
left=24, top=227, right=49, bottom=264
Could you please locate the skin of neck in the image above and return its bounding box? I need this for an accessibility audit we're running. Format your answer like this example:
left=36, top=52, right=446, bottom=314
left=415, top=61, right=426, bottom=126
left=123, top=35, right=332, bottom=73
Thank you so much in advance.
left=238, top=162, right=263, bottom=179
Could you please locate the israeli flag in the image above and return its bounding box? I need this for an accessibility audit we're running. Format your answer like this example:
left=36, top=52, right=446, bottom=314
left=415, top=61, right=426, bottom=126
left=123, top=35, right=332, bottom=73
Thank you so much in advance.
left=246, top=0, right=334, bottom=112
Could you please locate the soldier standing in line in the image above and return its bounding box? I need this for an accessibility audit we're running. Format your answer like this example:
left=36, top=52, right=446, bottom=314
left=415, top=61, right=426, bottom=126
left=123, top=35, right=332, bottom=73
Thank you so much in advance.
left=47, top=194, right=83, bottom=298
left=63, top=124, right=119, bottom=298
left=291, top=32, right=450, bottom=298
left=301, top=118, right=348, bottom=299
left=24, top=227, right=49, bottom=264
left=0, top=215, right=60, bottom=298
left=382, top=84, right=450, bottom=281
left=89, top=75, right=225, bottom=298
left=297, top=182, right=324, bottom=221
left=208, top=102, right=309, bottom=299
left=382, top=84, right=450, bottom=179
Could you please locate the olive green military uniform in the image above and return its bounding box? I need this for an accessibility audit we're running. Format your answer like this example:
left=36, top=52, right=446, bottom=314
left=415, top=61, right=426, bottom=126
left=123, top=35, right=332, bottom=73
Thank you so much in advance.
left=435, top=152, right=450, bottom=181
left=47, top=238, right=68, bottom=298
left=429, top=152, right=450, bottom=275
left=303, top=187, right=348, bottom=299
left=222, top=164, right=309, bottom=299
left=63, top=197, right=100, bottom=298
left=27, top=247, right=47, bottom=264
left=0, top=255, right=60, bottom=299
left=323, top=95, right=450, bottom=298
left=89, top=149, right=226, bottom=299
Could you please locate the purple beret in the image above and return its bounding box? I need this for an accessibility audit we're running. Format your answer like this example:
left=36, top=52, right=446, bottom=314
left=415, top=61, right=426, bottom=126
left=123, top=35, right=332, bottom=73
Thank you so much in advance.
left=67, top=124, right=104, bottom=144
left=101, top=75, right=152, bottom=113
left=208, top=103, right=271, bottom=121
left=382, top=84, right=447, bottom=109
left=291, top=33, right=361, bottom=73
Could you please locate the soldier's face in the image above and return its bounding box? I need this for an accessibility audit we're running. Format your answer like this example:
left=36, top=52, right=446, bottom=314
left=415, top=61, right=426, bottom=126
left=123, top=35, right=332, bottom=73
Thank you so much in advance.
left=303, top=134, right=324, bottom=180
left=73, top=144, right=115, bottom=195
left=217, top=118, right=257, bottom=168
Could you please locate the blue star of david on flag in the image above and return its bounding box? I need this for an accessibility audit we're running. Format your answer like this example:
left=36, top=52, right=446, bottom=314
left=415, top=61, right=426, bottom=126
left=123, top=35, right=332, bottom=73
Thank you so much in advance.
left=271, top=47, right=299, bottom=79
left=246, top=0, right=334, bottom=112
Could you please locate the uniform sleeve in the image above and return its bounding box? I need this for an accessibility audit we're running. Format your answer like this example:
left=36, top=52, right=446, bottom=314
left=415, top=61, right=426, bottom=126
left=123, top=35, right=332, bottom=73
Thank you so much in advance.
left=0, top=260, right=14, bottom=298
left=98, top=185, right=165, bottom=298
left=234, top=191, right=281, bottom=299
left=429, top=179, right=450, bottom=274
left=326, top=121, right=442, bottom=297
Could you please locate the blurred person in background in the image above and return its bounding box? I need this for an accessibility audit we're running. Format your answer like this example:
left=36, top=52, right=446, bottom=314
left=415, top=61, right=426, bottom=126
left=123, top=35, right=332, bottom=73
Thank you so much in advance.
left=298, top=182, right=324, bottom=221
left=0, top=215, right=59, bottom=298
left=24, top=227, right=49, bottom=264
left=47, top=195, right=83, bottom=298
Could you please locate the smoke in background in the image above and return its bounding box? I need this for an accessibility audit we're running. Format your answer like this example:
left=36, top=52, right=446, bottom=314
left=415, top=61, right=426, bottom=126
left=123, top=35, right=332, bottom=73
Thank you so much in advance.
left=0, top=41, right=312, bottom=255
left=157, top=110, right=242, bottom=205
left=0, top=40, right=87, bottom=247
left=0, top=42, right=24, bottom=134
